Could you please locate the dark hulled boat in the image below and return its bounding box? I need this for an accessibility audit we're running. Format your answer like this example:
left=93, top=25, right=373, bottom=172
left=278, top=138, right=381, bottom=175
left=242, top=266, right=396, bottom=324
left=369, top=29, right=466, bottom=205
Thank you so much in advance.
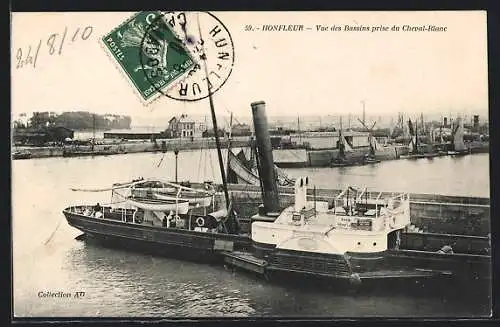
left=12, top=150, right=32, bottom=160
left=63, top=204, right=251, bottom=262
left=62, top=147, right=125, bottom=157
left=63, top=133, right=248, bottom=261
left=63, top=29, right=247, bottom=262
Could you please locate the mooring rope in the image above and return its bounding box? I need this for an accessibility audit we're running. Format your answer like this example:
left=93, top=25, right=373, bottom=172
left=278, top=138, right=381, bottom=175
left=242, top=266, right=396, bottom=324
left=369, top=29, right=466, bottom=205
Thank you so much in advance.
left=45, top=197, right=130, bottom=246
left=44, top=217, right=63, bottom=245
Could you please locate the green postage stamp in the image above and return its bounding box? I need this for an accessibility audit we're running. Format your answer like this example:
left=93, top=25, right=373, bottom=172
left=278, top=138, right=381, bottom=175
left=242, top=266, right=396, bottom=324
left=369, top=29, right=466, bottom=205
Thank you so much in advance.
left=101, top=11, right=196, bottom=103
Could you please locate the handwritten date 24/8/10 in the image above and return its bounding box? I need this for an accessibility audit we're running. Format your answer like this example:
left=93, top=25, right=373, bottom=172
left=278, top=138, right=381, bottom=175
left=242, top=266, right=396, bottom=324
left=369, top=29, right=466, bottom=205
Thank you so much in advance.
left=15, top=26, right=93, bottom=70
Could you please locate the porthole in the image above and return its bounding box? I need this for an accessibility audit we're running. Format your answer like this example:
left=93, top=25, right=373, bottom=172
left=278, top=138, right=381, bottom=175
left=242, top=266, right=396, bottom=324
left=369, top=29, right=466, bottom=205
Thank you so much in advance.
left=373, top=242, right=377, bottom=246
left=357, top=242, right=361, bottom=245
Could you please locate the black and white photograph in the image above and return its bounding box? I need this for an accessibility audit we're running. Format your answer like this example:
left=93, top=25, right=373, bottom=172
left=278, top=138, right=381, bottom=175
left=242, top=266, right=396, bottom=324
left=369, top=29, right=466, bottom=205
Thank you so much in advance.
left=11, top=10, right=491, bottom=319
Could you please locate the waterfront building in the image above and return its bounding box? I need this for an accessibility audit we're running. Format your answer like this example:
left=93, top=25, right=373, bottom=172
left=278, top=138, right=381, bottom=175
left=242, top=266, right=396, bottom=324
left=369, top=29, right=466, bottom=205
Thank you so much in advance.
left=167, top=114, right=204, bottom=139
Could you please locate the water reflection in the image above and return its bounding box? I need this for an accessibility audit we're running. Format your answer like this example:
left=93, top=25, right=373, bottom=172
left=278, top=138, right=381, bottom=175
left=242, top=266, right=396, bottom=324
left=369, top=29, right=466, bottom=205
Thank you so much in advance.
left=62, top=242, right=257, bottom=317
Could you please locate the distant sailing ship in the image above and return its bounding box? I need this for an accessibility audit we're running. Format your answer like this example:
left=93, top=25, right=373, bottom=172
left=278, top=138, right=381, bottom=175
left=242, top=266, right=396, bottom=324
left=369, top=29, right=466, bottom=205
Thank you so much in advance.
left=400, top=117, right=448, bottom=159
left=448, top=117, right=470, bottom=155
left=330, top=116, right=381, bottom=167
left=330, top=117, right=356, bottom=167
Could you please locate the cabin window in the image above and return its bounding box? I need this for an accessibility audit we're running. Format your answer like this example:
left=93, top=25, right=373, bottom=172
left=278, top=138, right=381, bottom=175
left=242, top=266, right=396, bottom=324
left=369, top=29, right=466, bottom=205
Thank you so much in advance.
left=292, top=214, right=301, bottom=222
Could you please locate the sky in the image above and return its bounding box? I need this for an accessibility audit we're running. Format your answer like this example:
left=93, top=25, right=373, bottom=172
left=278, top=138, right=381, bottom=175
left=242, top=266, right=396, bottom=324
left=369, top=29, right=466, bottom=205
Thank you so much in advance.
left=11, top=11, right=488, bottom=123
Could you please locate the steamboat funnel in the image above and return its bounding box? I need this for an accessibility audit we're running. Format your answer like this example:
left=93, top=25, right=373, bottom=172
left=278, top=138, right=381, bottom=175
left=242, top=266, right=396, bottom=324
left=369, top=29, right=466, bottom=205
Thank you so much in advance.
left=251, top=101, right=280, bottom=215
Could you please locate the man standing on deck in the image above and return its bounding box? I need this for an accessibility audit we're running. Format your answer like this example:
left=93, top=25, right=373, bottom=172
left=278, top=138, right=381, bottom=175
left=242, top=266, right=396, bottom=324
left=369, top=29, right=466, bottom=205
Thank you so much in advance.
left=93, top=203, right=103, bottom=218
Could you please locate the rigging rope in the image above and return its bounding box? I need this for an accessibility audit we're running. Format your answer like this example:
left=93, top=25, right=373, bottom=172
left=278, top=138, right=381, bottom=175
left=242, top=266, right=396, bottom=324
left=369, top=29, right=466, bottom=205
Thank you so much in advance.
left=204, top=140, right=209, bottom=180
left=197, top=139, right=205, bottom=182
left=156, top=152, right=166, bottom=167
left=209, top=148, right=216, bottom=182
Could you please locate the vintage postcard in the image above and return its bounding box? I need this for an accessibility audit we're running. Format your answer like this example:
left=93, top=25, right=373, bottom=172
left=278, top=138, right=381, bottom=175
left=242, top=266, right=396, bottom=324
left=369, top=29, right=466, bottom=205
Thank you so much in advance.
left=11, top=11, right=491, bottom=319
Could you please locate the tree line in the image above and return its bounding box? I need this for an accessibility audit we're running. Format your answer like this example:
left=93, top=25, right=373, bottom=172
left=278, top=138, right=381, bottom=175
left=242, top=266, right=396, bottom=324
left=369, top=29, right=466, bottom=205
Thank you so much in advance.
left=13, top=111, right=132, bottom=130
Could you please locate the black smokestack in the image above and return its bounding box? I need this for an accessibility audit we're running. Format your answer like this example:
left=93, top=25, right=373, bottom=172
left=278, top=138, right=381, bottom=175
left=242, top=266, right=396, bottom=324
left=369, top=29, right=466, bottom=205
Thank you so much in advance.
left=443, top=117, right=448, bottom=128
left=473, top=115, right=479, bottom=132
left=251, top=101, right=280, bottom=215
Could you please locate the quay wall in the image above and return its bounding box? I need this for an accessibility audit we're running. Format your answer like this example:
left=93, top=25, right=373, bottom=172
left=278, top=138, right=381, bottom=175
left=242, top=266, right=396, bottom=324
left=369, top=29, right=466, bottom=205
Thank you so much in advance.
left=225, top=184, right=490, bottom=236
left=305, top=145, right=407, bottom=167
left=16, top=139, right=250, bottom=159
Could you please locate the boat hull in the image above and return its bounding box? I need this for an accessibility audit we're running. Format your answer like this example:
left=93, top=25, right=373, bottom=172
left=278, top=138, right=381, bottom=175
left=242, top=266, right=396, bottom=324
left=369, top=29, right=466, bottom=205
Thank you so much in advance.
left=63, top=209, right=252, bottom=262
left=400, top=154, right=427, bottom=159
left=448, top=150, right=470, bottom=156
left=12, top=153, right=32, bottom=160
left=274, top=162, right=308, bottom=168
left=63, top=150, right=122, bottom=157
left=250, top=239, right=491, bottom=285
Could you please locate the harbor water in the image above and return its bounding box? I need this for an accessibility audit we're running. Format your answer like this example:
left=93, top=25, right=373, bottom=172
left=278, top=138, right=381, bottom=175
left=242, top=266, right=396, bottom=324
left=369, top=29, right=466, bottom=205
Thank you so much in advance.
left=12, top=151, right=491, bottom=317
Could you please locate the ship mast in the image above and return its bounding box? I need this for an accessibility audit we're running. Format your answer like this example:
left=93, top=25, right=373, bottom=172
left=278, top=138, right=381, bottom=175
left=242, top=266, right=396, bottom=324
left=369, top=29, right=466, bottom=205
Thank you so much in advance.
left=361, top=100, right=366, bottom=127
left=206, top=72, right=230, bottom=210
left=414, top=117, right=419, bottom=153
left=297, top=115, right=301, bottom=143
left=196, top=18, right=230, bottom=212
left=225, top=112, right=233, bottom=182
left=92, top=113, right=95, bottom=152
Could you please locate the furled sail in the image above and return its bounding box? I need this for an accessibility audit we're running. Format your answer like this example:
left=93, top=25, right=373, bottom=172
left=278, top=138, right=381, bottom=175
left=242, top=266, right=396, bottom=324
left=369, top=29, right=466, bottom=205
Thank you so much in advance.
left=343, top=136, right=354, bottom=152
left=227, top=149, right=295, bottom=186
left=340, top=130, right=354, bottom=152
left=453, top=118, right=466, bottom=151
left=369, top=134, right=379, bottom=151
left=408, top=136, right=416, bottom=153
left=227, top=150, right=261, bottom=185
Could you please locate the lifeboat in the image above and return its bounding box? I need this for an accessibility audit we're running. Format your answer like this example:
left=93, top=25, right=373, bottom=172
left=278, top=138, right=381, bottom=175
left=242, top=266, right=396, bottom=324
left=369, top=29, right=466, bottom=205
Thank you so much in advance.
left=132, top=180, right=214, bottom=207
left=126, top=196, right=190, bottom=214
left=153, top=191, right=213, bottom=207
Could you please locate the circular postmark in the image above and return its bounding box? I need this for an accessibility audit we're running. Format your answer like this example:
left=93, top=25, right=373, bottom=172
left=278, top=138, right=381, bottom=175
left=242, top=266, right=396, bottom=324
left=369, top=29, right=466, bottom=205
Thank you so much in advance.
left=139, top=11, right=235, bottom=102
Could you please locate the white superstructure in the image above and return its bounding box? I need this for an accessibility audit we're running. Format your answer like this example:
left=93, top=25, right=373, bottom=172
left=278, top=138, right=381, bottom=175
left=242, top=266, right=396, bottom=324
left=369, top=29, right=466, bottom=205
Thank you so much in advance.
left=252, top=177, right=411, bottom=255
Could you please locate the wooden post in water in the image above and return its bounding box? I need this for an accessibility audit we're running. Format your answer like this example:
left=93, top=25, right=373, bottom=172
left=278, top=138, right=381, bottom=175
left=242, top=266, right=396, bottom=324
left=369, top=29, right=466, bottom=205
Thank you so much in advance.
left=174, top=148, right=179, bottom=183
left=251, top=101, right=280, bottom=215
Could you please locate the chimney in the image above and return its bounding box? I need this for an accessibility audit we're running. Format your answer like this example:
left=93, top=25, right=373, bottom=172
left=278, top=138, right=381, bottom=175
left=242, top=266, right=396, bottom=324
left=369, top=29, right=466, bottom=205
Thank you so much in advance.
left=473, top=115, right=479, bottom=132
left=294, top=176, right=309, bottom=212
left=251, top=101, right=280, bottom=215
left=443, top=117, right=448, bottom=128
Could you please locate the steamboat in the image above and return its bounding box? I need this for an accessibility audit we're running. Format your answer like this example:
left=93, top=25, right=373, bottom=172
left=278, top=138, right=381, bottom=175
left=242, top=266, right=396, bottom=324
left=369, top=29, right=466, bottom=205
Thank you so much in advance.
left=225, top=175, right=490, bottom=287
left=222, top=102, right=490, bottom=287
left=63, top=100, right=491, bottom=290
